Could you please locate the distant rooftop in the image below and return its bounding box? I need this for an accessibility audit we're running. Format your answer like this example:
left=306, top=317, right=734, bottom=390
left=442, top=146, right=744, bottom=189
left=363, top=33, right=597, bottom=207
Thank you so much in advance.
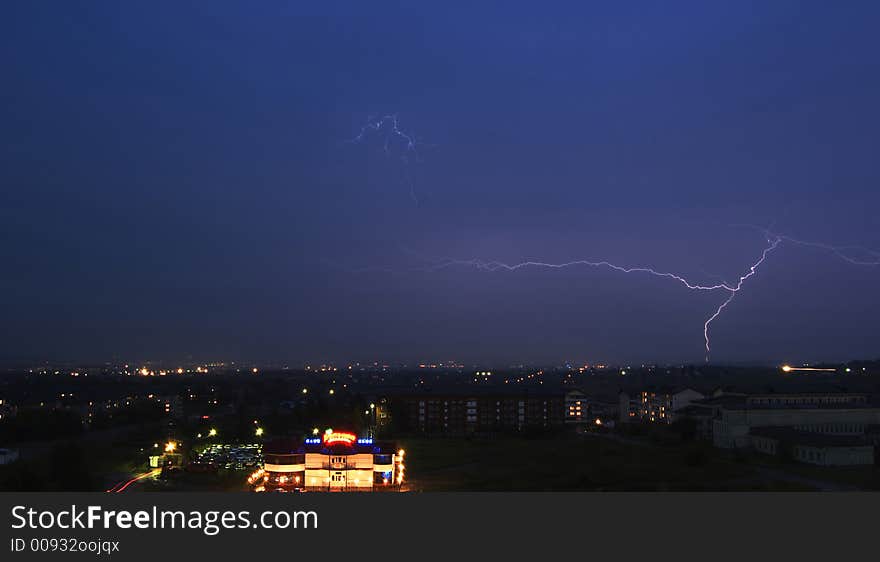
left=749, top=427, right=871, bottom=448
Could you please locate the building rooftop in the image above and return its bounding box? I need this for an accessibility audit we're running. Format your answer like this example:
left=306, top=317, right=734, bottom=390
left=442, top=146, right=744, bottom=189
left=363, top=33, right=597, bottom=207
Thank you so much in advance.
left=749, top=427, right=872, bottom=448
left=264, top=436, right=397, bottom=456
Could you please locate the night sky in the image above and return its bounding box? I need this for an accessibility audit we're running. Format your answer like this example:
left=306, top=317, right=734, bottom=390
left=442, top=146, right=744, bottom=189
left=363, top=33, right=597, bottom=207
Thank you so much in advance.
left=2, top=2, right=878, bottom=365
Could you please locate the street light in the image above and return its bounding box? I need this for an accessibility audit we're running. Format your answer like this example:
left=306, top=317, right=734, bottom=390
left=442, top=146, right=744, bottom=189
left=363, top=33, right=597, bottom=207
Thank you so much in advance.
left=208, top=428, right=217, bottom=437
left=255, top=427, right=264, bottom=437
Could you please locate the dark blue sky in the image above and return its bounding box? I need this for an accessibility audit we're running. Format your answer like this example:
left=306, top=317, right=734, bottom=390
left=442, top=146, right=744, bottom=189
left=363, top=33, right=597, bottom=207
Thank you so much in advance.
left=2, top=1, right=878, bottom=365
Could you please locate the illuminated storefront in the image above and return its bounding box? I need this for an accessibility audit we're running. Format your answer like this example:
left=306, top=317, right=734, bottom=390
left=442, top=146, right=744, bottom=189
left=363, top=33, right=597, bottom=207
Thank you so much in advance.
left=251, top=430, right=405, bottom=492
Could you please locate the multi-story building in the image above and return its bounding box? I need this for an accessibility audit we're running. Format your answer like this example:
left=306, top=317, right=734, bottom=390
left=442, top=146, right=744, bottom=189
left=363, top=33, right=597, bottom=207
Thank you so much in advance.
left=396, top=389, right=568, bottom=435
left=254, top=431, right=404, bottom=492
left=750, top=427, right=875, bottom=466
left=564, top=391, right=589, bottom=425
left=711, top=393, right=880, bottom=450
left=619, top=388, right=704, bottom=424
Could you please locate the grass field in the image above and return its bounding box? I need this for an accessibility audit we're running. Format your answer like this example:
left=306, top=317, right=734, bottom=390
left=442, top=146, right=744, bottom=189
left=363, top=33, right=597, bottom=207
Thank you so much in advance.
left=402, top=433, right=821, bottom=491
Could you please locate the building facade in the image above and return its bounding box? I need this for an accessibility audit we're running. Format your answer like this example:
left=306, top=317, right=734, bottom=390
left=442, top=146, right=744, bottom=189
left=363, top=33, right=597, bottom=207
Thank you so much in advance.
left=750, top=427, right=875, bottom=466
left=255, top=431, right=404, bottom=492
left=619, top=388, right=704, bottom=424
left=396, top=390, right=568, bottom=435
left=711, top=393, right=880, bottom=449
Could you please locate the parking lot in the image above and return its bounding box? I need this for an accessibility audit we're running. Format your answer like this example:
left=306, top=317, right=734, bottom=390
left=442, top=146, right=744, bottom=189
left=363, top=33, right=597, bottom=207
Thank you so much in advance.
left=195, top=443, right=262, bottom=470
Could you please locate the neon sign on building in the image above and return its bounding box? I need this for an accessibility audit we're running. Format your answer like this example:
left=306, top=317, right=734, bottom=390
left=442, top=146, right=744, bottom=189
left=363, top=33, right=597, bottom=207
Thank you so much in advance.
left=322, top=431, right=357, bottom=446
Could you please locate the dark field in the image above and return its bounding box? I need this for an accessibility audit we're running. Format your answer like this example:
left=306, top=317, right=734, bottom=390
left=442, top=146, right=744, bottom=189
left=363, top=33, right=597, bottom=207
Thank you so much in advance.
left=402, top=433, right=877, bottom=492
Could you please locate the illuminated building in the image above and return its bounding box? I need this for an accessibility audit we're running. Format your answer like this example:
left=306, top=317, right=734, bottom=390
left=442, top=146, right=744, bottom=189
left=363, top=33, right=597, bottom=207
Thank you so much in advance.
left=618, top=388, right=704, bottom=424
left=564, top=391, right=589, bottom=424
left=257, top=431, right=404, bottom=492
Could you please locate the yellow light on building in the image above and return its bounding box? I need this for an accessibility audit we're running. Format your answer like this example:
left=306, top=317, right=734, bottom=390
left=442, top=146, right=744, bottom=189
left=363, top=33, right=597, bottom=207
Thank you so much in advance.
left=255, top=427, right=264, bottom=437
left=208, top=428, right=217, bottom=437
left=164, top=441, right=177, bottom=453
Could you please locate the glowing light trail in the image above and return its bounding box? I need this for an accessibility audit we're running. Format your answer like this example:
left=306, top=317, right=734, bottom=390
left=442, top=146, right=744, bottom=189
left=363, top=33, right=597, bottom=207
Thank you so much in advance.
left=781, top=365, right=837, bottom=373
left=105, top=468, right=161, bottom=493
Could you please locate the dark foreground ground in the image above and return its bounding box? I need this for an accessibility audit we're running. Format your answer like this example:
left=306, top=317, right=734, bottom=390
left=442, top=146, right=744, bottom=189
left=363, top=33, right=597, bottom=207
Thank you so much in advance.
left=403, top=431, right=880, bottom=492
left=4, top=427, right=880, bottom=492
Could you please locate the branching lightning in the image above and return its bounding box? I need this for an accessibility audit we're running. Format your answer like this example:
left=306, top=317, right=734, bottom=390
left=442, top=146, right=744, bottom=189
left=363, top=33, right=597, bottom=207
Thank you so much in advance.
left=338, top=121, right=876, bottom=359
left=419, top=234, right=781, bottom=361
left=340, top=227, right=876, bottom=362
left=700, top=235, right=780, bottom=361
left=763, top=231, right=879, bottom=266
left=345, top=114, right=425, bottom=204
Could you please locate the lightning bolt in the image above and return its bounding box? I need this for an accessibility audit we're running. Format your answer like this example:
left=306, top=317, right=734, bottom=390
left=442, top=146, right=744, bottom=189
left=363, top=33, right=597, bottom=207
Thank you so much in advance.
left=418, top=236, right=780, bottom=362
left=701, top=235, right=780, bottom=361
left=335, top=229, right=874, bottom=362
left=735, top=224, right=880, bottom=266
left=770, top=234, right=879, bottom=266
left=345, top=114, right=424, bottom=204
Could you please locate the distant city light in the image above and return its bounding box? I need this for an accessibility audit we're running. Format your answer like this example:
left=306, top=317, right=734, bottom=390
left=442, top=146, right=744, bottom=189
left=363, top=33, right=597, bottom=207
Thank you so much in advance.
left=781, top=365, right=837, bottom=373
